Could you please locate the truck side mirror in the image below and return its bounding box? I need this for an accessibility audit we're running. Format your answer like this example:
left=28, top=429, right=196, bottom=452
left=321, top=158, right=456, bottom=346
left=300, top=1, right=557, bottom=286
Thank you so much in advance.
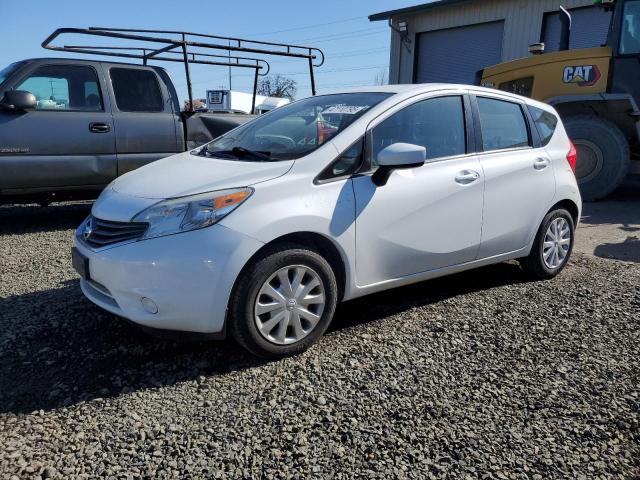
left=0, top=90, right=37, bottom=112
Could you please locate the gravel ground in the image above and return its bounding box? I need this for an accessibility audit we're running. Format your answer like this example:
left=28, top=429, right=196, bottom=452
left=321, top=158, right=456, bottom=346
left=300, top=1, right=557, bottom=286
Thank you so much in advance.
left=1, top=203, right=639, bottom=479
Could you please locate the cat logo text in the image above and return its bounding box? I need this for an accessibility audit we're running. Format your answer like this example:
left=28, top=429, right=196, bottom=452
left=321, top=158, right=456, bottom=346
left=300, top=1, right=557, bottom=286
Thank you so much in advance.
left=562, top=65, right=601, bottom=87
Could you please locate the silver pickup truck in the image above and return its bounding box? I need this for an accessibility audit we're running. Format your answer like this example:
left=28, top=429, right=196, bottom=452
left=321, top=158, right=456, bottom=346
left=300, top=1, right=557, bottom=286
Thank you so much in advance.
left=0, top=58, right=252, bottom=205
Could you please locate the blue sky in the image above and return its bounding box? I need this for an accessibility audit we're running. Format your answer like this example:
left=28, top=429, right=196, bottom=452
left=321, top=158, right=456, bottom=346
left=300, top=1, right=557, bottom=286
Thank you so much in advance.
left=0, top=0, right=418, bottom=102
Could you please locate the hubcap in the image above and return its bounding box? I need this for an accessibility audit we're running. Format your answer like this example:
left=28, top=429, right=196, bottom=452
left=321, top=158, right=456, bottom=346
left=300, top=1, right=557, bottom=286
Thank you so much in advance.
left=543, top=218, right=571, bottom=269
left=254, top=265, right=325, bottom=345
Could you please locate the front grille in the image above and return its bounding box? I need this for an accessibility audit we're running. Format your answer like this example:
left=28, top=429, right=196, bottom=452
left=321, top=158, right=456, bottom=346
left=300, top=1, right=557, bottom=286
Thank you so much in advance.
left=82, top=215, right=148, bottom=248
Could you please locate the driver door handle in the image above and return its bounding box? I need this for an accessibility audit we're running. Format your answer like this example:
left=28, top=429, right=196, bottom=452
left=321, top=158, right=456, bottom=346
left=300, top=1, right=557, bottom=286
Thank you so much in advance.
left=89, top=122, right=111, bottom=133
left=455, top=170, right=480, bottom=185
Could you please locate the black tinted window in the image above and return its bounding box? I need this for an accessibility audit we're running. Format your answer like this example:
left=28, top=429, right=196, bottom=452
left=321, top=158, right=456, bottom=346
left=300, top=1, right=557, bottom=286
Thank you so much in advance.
left=110, top=68, right=163, bottom=112
left=318, top=138, right=363, bottom=181
left=528, top=105, right=558, bottom=146
left=17, top=64, right=102, bottom=111
left=371, top=96, right=466, bottom=164
left=477, top=97, right=529, bottom=151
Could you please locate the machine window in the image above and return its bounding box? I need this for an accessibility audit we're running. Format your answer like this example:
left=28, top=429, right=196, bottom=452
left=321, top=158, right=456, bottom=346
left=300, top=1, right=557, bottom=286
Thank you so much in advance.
left=499, top=77, right=534, bottom=98
left=370, top=96, right=466, bottom=165
left=528, top=105, right=558, bottom=146
left=477, top=97, right=530, bottom=151
left=16, top=65, right=103, bottom=111
left=110, top=68, right=164, bottom=112
left=620, top=0, right=640, bottom=54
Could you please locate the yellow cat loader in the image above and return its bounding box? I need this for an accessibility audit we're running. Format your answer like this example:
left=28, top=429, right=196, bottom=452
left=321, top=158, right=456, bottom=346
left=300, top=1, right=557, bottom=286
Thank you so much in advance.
left=479, top=0, right=640, bottom=201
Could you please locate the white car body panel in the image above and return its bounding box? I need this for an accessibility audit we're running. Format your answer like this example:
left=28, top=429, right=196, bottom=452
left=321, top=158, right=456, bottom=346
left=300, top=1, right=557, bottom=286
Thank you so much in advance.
left=477, top=146, right=557, bottom=258
left=112, top=152, right=294, bottom=200
left=75, top=224, right=264, bottom=333
left=351, top=154, right=484, bottom=286
left=74, top=84, right=581, bottom=334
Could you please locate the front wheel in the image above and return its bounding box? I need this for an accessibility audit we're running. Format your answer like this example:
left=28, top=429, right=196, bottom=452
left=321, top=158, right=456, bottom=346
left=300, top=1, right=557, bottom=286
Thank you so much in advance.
left=228, top=244, right=338, bottom=359
left=520, top=209, right=575, bottom=279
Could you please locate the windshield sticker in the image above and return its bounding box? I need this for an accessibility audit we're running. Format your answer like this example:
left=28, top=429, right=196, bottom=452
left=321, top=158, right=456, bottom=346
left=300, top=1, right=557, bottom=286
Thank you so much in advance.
left=322, top=104, right=368, bottom=115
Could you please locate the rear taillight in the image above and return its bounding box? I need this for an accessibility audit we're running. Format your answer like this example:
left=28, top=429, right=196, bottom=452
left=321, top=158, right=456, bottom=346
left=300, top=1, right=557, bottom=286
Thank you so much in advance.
left=567, top=141, right=578, bottom=174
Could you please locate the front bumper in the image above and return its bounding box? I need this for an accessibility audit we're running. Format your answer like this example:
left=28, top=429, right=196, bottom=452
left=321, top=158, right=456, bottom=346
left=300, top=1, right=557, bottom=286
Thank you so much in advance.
left=74, top=224, right=264, bottom=334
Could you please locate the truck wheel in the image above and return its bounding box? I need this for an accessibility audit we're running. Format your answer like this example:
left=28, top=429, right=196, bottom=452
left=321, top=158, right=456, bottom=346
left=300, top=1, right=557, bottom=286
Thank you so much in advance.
left=564, top=115, right=630, bottom=202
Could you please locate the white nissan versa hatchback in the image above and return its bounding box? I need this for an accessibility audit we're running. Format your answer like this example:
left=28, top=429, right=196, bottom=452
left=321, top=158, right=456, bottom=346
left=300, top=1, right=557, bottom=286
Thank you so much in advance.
left=73, top=85, right=581, bottom=358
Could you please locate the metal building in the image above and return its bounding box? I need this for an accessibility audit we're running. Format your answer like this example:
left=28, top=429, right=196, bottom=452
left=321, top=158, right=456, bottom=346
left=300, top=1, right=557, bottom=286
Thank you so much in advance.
left=370, top=0, right=613, bottom=85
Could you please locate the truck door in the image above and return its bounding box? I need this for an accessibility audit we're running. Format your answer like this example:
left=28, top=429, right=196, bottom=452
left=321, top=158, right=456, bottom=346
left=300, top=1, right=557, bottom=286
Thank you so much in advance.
left=107, top=66, right=179, bottom=175
left=0, top=62, right=116, bottom=193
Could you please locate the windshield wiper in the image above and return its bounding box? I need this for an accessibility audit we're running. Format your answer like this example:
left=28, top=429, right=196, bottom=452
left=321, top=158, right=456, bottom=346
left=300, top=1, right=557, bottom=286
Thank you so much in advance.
left=231, top=146, right=278, bottom=161
left=197, top=146, right=280, bottom=161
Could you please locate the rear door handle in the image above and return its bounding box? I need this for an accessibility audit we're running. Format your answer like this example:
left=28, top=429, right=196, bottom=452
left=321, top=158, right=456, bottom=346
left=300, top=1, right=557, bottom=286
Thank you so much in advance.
left=455, top=170, right=480, bottom=185
left=89, top=122, right=111, bottom=133
left=534, top=157, right=551, bottom=170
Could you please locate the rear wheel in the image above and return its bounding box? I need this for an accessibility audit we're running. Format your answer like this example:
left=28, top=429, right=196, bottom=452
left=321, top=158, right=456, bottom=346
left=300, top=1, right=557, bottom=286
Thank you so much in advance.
left=520, top=208, right=575, bottom=279
left=229, top=244, right=338, bottom=359
left=564, top=115, right=630, bottom=201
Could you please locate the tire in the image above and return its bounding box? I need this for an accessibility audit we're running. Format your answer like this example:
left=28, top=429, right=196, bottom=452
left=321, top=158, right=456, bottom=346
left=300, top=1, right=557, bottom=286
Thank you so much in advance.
left=228, top=243, right=338, bottom=359
left=520, top=208, right=575, bottom=280
left=564, top=115, right=630, bottom=202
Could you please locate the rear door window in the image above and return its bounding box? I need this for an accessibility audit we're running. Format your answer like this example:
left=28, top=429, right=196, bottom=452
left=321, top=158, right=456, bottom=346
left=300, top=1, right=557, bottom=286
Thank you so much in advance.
left=110, top=68, right=164, bottom=112
left=528, top=105, right=558, bottom=146
left=476, top=97, right=530, bottom=151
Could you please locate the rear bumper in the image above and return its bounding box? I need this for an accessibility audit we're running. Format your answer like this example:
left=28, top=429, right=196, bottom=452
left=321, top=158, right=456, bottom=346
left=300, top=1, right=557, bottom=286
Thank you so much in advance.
left=74, top=224, right=264, bottom=334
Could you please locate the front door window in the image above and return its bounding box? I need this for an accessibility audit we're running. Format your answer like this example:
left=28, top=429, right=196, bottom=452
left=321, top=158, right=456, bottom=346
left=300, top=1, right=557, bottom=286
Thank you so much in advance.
left=16, top=65, right=103, bottom=111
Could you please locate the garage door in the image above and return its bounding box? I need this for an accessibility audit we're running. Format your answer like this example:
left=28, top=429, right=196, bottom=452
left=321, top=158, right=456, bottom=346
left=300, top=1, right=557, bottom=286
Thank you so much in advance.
left=415, top=21, right=504, bottom=84
left=542, top=6, right=612, bottom=52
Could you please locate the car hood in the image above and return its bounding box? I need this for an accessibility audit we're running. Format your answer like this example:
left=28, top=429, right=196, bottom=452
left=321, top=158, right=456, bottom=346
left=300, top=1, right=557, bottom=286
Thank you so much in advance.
left=112, top=150, right=294, bottom=200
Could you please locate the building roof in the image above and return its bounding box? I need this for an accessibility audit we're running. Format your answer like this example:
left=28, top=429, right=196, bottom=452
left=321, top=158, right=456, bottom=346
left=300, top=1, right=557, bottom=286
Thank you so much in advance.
left=369, top=0, right=476, bottom=21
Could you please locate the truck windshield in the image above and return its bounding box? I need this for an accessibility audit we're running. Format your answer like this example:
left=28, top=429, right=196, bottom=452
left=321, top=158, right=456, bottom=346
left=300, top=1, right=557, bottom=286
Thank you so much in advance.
left=620, top=0, right=640, bottom=54
left=0, top=62, right=25, bottom=87
left=201, top=92, right=391, bottom=161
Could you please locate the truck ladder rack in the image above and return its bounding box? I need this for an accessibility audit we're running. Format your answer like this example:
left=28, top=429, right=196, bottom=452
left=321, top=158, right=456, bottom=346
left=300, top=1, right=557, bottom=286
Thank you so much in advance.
left=42, top=27, right=325, bottom=113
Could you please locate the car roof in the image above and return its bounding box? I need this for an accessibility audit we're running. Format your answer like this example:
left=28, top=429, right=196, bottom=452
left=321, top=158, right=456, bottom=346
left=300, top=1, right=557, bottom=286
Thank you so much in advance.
left=329, top=83, right=511, bottom=97
left=319, top=83, right=553, bottom=111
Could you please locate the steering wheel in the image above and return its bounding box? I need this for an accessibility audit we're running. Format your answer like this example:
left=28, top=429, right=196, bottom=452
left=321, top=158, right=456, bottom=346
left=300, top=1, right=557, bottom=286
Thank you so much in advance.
left=255, top=134, right=296, bottom=150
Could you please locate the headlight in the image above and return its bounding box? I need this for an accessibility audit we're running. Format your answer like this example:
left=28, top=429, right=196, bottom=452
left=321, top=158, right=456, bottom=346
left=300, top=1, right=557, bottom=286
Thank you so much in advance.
left=132, top=187, right=253, bottom=240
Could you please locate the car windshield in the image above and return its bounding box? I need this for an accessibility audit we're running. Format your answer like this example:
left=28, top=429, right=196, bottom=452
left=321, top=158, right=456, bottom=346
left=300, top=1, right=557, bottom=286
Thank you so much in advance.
left=200, top=92, right=391, bottom=161
left=0, top=62, right=25, bottom=87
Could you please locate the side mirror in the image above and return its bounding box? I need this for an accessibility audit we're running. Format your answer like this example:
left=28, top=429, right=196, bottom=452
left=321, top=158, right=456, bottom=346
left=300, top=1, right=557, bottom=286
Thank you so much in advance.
left=372, top=142, right=426, bottom=186
left=0, top=90, right=36, bottom=112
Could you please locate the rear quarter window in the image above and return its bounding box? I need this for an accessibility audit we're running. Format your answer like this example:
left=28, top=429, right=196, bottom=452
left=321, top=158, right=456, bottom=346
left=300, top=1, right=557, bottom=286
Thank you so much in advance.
left=528, top=105, right=558, bottom=146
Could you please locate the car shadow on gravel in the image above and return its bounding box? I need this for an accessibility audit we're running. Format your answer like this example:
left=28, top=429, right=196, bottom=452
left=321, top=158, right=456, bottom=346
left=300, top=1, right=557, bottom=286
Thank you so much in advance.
left=0, top=202, right=92, bottom=235
left=0, top=263, right=534, bottom=414
left=331, top=261, right=533, bottom=333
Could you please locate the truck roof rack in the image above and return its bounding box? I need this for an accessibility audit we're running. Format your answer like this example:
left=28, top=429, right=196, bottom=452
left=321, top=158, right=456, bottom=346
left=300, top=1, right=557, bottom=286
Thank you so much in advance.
left=42, top=27, right=325, bottom=113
